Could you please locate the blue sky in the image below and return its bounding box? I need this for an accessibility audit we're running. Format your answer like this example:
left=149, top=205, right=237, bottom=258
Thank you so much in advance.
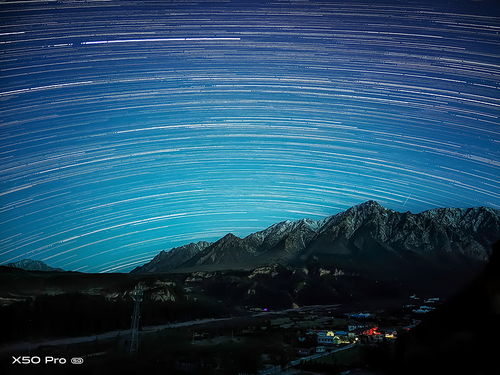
left=0, top=0, right=499, bottom=272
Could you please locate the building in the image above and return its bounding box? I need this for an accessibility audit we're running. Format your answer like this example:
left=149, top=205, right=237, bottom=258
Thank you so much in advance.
left=348, top=324, right=366, bottom=331
left=315, top=330, right=352, bottom=345
left=384, top=329, right=398, bottom=339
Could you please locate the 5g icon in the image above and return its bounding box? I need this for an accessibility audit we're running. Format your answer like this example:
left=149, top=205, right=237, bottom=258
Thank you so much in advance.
left=71, top=357, right=84, bottom=365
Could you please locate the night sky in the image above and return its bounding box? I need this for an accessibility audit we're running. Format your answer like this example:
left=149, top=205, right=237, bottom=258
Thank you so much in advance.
left=0, top=0, right=499, bottom=272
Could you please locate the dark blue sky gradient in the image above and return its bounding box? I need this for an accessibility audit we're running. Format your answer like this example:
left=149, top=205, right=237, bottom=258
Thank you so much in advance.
left=0, top=0, right=499, bottom=272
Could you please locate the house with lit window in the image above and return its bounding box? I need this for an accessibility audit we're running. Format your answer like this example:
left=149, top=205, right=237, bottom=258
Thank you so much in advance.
left=315, top=330, right=353, bottom=345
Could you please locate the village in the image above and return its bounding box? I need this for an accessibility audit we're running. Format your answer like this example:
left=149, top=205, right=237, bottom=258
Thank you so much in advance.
left=0, top=289, right=443, bottom=375
left=173, top=295, right=442, bottom=374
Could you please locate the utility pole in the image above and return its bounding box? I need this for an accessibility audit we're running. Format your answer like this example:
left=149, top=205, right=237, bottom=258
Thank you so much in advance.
left=129, top=284, right=144, bottom=354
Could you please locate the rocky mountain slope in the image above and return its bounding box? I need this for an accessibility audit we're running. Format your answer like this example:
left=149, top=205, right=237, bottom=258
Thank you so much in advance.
left=132, top=241, right=211, bottom=273
left=5, top=259, right=63, bottom=272
left=132, top=201, right=500, bottom=278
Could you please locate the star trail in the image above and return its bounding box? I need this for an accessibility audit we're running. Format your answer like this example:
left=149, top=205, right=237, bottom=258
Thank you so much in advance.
left=0, top=0, right=499, bottom=272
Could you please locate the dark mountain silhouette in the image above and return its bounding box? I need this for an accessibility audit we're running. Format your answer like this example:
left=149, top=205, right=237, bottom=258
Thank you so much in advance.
left=132, top=241, right=211, bottom=273
left=4, top=259, right=63, bottom=272
left=132, top=201, right=500, bottom=280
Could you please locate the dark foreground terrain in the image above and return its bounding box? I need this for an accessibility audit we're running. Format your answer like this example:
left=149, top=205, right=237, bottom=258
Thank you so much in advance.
left=0, top=250, right=482, bottom=345
left=1, top=242, right=498, bottom=375
left=391, top=240, right=500, bottom=375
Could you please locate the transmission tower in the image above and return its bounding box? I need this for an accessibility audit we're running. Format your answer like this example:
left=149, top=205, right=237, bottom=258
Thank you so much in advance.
left=129, top=284, right=144, bottom=354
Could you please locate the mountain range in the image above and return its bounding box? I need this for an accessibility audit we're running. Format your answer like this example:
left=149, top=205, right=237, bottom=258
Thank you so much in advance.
left=132, top=201, right=500, bottom=279
left=5, top=259, right=63, bottom=272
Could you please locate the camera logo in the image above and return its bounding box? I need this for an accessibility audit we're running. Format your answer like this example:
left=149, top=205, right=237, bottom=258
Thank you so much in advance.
left=12, top=356, right=84, bottom=365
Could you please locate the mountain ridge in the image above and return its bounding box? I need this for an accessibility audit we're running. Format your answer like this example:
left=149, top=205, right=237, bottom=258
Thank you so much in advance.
left=131, top=201, right=500, bottom=275
left=131, top=241, right=211, bottom=273
left=5, top=259, right=63, bottom=272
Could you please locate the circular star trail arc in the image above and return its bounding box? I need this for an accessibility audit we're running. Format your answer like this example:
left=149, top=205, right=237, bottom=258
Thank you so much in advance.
left=0, top=0, right=499, bottom=272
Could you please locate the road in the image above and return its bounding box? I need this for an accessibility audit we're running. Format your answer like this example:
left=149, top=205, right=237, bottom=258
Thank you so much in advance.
left=0, top=317, right=232, bottom=355
left=0, top=304, right=341, bottom=355
left=293, top=343, right=356, bottom=363
left=280, top=343, right=356, bottom=374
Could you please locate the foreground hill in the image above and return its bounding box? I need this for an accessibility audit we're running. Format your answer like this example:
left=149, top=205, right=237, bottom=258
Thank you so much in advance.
left=392, top=240, right=500, bottom=374
left=132, top=201, right=500, bottom=281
